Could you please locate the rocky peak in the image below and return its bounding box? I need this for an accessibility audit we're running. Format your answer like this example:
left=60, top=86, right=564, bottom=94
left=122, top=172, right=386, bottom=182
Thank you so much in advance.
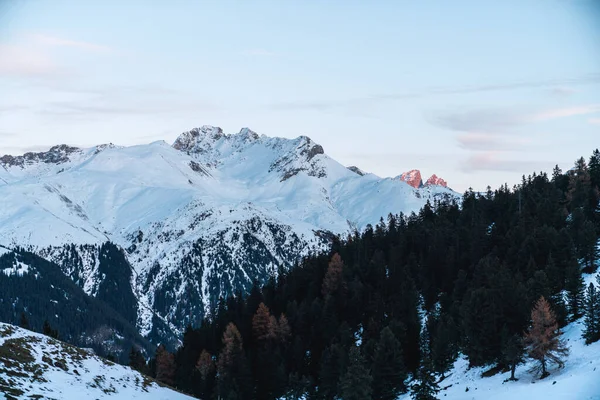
left=172, top=125, right=224, bottom=153
left=0, top=144, right=81, bottom=168
left=425, top=174, right=448, bottom=187
left=347, top=166, right=366, bottom=176
left=399, top=169, right=423, bottom=188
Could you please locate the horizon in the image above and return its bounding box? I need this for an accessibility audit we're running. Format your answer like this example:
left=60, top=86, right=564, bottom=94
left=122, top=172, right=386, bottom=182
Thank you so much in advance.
left=1, top=0, right=599, bottom=192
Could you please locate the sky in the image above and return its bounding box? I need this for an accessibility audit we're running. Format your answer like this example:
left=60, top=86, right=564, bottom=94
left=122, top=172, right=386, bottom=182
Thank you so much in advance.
left=0, top=0, right=599, bottom=192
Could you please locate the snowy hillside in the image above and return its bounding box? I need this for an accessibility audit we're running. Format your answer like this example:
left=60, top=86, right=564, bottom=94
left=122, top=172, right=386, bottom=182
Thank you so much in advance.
left=401, top=274, right=600, bottom=400
left=0, top=125, right=458, bottom=339
left=0, top=323, right=193, bottom=400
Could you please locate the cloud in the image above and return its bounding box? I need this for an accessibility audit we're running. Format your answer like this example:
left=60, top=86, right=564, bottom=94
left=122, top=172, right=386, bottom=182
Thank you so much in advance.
left=0, top=33, right=111, bottom=78
left=29, top=34, right=111, bottom=53
left=461, top=152, right=550, bottom=174
left=241, top=48, right=275, bottom=57
left=0, top=44, right=61, bottom=77
left=269, top=73, right=600, bottom=111
left=456, top=133, right=532, bottom=151
left=550, top=87, right=578, bottom=97
left=432, top=104, right=600, bottom=134
left=529, top=104, right=600, bottom=121
left=589, top=118, right=600, bottom=125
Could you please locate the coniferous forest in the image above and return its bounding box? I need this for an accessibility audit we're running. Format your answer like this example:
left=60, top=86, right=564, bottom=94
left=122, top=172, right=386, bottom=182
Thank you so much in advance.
left=126, top=150, right=599, bottom=399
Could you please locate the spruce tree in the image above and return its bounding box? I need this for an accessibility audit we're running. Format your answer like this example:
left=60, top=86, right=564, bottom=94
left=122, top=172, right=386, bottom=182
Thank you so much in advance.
left=372, top=326, right=407, bottom=399
left=339, top=346, right=372, bottom=400
left=155, top=344, right=175, bottom=386
left=411, top=324, right=440, bottom=400
left=19, top=312, right=30, bottom=330
left=583, top=282, right=600, bottom=344
left=565, top=258, right=585, bottom=321
left=129, top=347, right=147, bottom=374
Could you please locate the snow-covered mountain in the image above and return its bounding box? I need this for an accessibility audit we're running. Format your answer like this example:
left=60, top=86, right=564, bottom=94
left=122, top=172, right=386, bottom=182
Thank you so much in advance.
left=0, top=323, right=193, bottom=400
left=0, top=125, right=458, bottom=340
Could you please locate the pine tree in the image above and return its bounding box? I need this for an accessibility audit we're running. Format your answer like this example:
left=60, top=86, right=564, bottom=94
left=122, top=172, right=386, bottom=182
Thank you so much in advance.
left=42, top=320, right=59, bottom=340
left=129, top=347, right=147, bottom=374
left=339, top=346, right=372, bottom=400
left=565, top=258, right=585, bottom=321
left=583, top=282, right=600, bottom=344
left=524, top=297, right=569, bottom=378
left=155, top=344, right=175, bottom=386
left=501, top=330, right=524, bottom=381
left=372, top=326, right=407, bottom=399
left=19, top=312, right=29, bottom=330
left=411, top=324, right=439, bottom=400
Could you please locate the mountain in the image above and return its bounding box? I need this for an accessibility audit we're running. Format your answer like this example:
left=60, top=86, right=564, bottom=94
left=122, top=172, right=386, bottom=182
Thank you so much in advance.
left=0, top=125, right=458, bottom=340
left=425, top=173, right=447, bottom=187
left=0, top=322, right=193, bottom=400
left=0, top=246, right=159, bottom=361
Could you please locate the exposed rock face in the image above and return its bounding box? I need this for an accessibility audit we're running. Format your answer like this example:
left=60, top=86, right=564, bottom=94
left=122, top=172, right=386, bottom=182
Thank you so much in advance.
left=425, top=174, right=448, bottom=187
left=0, top=145, right=80, bottom=168
left=347, top=166, right=365, bottom=176
left=399, top=169, right=423, bottom=188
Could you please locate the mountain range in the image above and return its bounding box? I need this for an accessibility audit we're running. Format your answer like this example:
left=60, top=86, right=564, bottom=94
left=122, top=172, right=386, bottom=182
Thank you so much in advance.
left=0, top=125, right=458, bottom=344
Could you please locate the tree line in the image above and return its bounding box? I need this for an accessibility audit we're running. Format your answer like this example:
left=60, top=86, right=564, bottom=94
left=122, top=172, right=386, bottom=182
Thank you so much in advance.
left=131, top=150, right=600, bottom=398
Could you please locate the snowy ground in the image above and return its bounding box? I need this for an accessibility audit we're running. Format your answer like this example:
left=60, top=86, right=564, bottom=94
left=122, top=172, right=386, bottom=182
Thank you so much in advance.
left=400, top=274, right=600, bottom=400
left=0, top=323, right=193, bottom=400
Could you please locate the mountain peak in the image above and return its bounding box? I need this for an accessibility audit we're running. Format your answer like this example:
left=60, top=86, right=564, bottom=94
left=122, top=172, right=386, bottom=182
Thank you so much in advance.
left=425, top=174, right=448, bottom=187
left=0, top=144, right=81, bottom=168
left=399, top=169, right=423, bottom=188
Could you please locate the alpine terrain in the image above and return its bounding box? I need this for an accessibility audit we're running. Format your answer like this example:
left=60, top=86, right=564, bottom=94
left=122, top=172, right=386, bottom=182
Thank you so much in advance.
left=0, top=125, right=457, bottom=344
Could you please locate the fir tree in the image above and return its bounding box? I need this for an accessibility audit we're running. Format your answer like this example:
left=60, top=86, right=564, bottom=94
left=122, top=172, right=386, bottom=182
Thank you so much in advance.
left=128, top=347, right=147, bottom=374
left=524, top=297, right=569, bottom=378
left=565, top=258, right=585, bottom=321
left=339, top=346, right=372, bottom=400
left=411, top=323, right=439, bottom=400
left=42, top=320, right=59, bottom=340
left=372, top=326, right=407, bottom=399
left=19, top=312, right=30, bottom=330
left=583, top=281, right=600, bottom=344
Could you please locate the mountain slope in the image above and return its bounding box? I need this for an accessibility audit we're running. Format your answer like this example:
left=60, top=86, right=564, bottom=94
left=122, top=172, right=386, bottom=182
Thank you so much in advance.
left=0, top=323, right=193, bottom=400
left=0, top=125, right=458, bottom=338
left=0, top=247, right=160, bottom=361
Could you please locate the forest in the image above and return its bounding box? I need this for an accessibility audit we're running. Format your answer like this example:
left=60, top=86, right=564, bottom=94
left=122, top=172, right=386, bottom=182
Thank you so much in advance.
left=130, top=149, right=600, bottom=399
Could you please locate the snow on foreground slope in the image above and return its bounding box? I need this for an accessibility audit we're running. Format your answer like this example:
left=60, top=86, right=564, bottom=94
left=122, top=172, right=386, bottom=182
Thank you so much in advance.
left=0, top=323, right=193, bottom=400
left=401, top=274, right=600, bottom=400
left=0, top=126, right=458, bottom=339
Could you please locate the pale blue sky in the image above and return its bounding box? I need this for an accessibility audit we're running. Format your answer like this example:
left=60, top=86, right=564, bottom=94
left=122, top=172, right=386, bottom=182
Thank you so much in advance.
left=0, top=0, right=599, bottom=191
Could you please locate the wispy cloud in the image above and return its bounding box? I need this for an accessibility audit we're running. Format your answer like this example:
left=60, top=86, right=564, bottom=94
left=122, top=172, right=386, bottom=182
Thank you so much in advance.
left=241, top=48, right=275, bottom=57
left=431, top=103, right=600, bottom=172
left=29, top=34, right=112, bottom=53
left=0, top=44, right=61, bottom=77
left=589, top=118, right=600, bottom=125
left=461, top=152, right=550, bottom=174
left=550, top=87, right=578, bottom=97
left=0, top=33, right=111, bottom=78
left=456, top=133, right=532, bottom=151
left=269, top=73, right=600, bottom=111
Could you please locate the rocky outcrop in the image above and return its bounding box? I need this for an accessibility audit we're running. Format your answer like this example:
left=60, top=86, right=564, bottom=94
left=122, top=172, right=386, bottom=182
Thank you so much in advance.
left=399, top=169, right=423, bottom=188
left=425, top=174, right=448, bottom=187
left=0, top=145, right=80, bottom=168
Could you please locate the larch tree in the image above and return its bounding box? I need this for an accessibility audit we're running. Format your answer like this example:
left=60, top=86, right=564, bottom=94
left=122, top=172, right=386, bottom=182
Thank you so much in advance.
left=524, top=297, right=569, bottom=378
left=252, top=302, right=275, bottom=342
left=322, top=253, right=344, bottom=296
